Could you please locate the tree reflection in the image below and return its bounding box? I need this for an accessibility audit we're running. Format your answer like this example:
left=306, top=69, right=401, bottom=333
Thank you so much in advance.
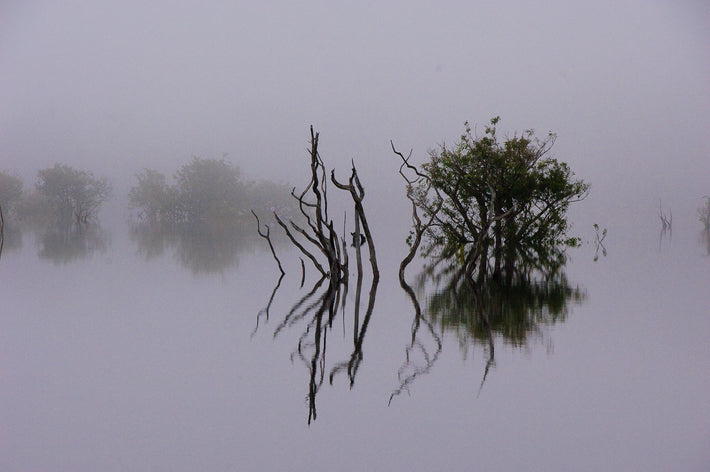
left=424, top=268, right=585, bottom=347
left=258, top=271, right=378, bottom=425
left=253, top=214, right=379, bottom=424
left=37, top=220, right=109, bottom=265
left=403, top=264, right=585, bottom=396
left=389, top=271, right=442, bottom=405
left=700, top=226, right=710, bottom=256
left=0, top=220, right=22, bottom=256
left=129, top=217, right=259, bottom=275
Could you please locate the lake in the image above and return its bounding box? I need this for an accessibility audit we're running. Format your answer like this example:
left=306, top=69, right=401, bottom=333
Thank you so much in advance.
left=1, top=206, right=708, bottom=471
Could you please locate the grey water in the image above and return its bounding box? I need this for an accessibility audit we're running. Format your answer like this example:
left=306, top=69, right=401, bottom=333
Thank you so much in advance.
left=1, top=205, right=708, bottom=471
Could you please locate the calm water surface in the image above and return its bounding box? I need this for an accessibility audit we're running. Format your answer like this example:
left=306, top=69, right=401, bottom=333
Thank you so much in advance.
left=1, top=211, right=708, bottom=471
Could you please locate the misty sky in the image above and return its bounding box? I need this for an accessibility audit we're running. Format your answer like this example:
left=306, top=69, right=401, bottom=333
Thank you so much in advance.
left=1, top=0, right=708, bottom=222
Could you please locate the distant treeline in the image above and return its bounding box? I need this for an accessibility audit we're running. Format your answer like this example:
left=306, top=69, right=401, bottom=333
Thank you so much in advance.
left=0, top=157, right=295, bottom=227
left=0, top=164, right=111, bottom=226
left=128, top=157, right=295, bottom=225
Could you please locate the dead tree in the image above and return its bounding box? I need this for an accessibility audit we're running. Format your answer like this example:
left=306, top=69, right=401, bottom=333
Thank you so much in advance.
left=254, top=125, right=379, bottom=287
left=251, top=127, right=380, bottom=424
left=331, top=161, right=379, bottom=282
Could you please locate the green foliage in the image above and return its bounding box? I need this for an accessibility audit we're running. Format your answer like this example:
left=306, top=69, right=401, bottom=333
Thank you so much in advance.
left=416, top=117, right=589, bottom=282
left=35, top=164, right=112, bottom=223
left=424, top=270, right=586, bottom=347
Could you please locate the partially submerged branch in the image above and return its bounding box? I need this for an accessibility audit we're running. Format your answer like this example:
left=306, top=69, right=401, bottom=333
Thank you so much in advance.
left=273, top=212, right=326, bottom=277
left=251, top=210, right=284, bottom=276
left=331, top=163, right=379, bottom=282
left=391, top=141, right=441, bottom=281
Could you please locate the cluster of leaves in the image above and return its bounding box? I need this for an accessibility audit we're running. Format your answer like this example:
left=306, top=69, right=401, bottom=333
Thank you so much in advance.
left=413, top=117, right=589, bottom=284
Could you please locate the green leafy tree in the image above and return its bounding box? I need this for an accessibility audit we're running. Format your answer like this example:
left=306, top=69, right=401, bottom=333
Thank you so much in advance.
left=36, top=164, right=112, bottom=223
left=408, top=117, right=589, bottom=285
left=37, top=223, right=109, bottom=265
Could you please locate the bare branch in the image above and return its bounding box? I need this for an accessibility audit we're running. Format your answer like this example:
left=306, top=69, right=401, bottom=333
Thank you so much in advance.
left=274, top=212, right=326, bottom=276
left=252, top=210, right=284, bottom=276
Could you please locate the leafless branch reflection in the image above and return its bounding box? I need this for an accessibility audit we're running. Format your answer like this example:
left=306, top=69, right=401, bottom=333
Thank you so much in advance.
left=388, top=273, right=442, bottom=405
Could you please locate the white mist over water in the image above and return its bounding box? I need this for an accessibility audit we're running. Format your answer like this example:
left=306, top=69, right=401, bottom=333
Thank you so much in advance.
left=1, top=1, right=709, bottom=470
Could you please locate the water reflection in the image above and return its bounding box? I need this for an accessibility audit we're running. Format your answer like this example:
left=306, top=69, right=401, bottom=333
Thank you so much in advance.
left=425, top=270, right=585, bottom=348
left=391, top=264, right=586, bottom=402
left=389, top=272, right=442, bottom=405
left=700, top=226, right=710, bottom=256
left=255, top=261, right=378, bottom=424
left=36, top=221, right=109, bottom=265
left=0, top=204, right=109, bottom=264
left=0, top=222, right=22, bottom=255
left=129, top=217, right=260, bottom=274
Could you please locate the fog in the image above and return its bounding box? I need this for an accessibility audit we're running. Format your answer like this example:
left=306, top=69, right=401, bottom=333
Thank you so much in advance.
left=2, top=1, right=709, bottom=222
left=1, top=2, right=710, bottom=470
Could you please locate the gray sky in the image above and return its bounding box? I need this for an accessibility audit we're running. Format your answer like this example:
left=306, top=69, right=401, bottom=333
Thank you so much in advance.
left=1, top=0, right=708, bottom=222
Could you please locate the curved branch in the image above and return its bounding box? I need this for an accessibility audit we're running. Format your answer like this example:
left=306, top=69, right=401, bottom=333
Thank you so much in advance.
left=252, top=210, right=284, bottom=275
left=274, top=212, right=326, bottom=276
